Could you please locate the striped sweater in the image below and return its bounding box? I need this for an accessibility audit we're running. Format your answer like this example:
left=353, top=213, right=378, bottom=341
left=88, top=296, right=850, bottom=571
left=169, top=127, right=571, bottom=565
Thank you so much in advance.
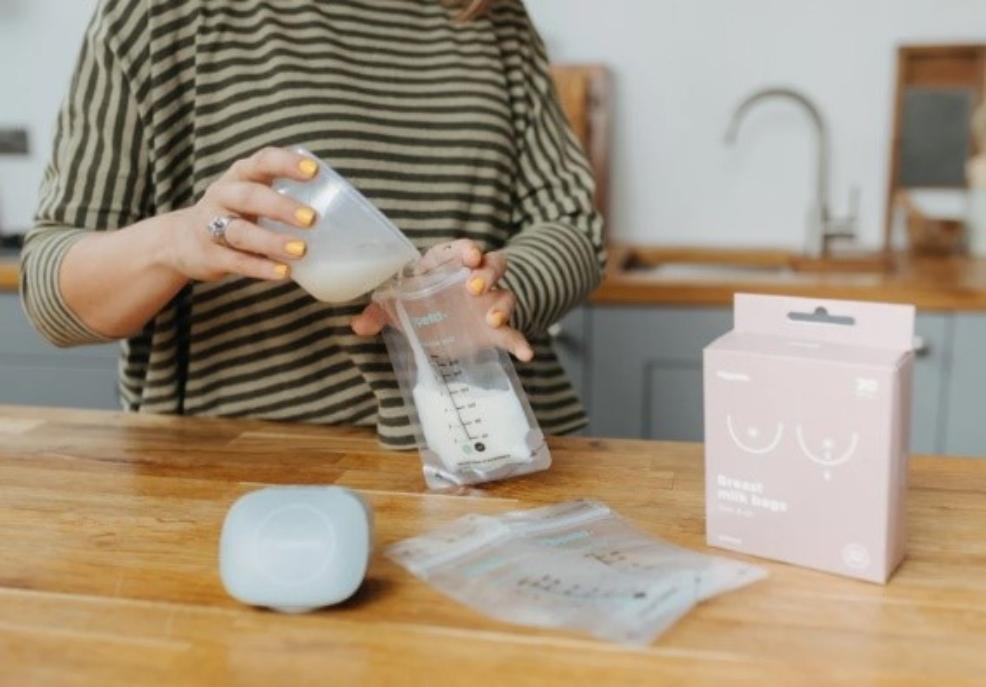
left=20, top=0, right=605, bottom=446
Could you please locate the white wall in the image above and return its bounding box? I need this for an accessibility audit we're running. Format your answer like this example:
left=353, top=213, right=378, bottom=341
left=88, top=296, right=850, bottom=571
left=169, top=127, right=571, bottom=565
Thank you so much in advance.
left=0, top=0, right=96, bottom=234
left=2, top=1, right=985, bottom=249
left=528, top=0, right=986, bottom=248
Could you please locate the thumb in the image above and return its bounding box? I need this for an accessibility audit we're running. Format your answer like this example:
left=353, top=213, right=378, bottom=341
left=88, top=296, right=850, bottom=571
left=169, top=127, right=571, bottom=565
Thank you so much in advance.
left=351, top=302, right=389, bottom=337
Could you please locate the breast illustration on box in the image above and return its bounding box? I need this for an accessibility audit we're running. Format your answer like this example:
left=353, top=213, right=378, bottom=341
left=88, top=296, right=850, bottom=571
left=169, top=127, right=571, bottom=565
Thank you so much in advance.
left=704, top=293, right=915, bottom=583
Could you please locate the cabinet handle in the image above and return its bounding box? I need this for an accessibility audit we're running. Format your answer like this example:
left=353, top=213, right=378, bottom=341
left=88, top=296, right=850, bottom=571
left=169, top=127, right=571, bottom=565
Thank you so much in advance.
left=912, top=335, right=930, bottom=357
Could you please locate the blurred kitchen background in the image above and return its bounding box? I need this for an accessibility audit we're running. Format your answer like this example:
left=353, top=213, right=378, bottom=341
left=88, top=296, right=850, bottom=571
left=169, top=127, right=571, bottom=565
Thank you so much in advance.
left=3, top=1, right=986, bottom=455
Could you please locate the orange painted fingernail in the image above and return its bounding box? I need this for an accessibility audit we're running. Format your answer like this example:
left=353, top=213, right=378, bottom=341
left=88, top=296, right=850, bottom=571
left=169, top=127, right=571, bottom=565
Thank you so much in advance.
left=294, top=207, right=316, bottom=227
left=299, top=158, right=318, bottom=178
left=285, top=240, right=306, bottom=257
left=487, top=310, right=507, bottom=328
left=274, top=264, right=290, bottom=278
left=468, top=277, right=485, bottom=295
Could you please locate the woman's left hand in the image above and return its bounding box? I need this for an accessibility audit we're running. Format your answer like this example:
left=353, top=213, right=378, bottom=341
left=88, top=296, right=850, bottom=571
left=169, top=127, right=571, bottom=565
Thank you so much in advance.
left=350, top=239, right=534, bottom=362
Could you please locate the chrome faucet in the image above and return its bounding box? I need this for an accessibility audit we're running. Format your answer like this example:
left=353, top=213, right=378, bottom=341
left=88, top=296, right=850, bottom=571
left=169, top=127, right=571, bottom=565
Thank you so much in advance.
left=724, top=87, right=858, bottom=258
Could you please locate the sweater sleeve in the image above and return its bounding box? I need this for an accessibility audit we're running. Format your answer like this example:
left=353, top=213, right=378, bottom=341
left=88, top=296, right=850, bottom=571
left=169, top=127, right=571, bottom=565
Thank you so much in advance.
left=20, top=0, right=151, bottom=347
left=497, top=5, right=607, bottom=337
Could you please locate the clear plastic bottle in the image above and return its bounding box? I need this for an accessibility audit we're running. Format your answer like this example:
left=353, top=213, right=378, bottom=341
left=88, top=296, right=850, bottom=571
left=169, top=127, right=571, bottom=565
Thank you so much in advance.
left=260, top=147, right=419, bottom=302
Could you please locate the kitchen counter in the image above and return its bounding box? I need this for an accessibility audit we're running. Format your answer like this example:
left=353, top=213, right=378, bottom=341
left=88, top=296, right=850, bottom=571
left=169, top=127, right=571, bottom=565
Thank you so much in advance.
left=0, top=254, right=17, bottom=290
left=9, top=246, right=986, bottom=310
left=593, top=246, right=986, bottom=310
left=2, top=406, right=984, bottom=686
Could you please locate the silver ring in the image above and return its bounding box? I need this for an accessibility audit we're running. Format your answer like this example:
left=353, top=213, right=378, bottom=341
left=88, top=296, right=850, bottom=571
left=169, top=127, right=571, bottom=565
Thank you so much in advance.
left=207, top=215, right=235, bottom=246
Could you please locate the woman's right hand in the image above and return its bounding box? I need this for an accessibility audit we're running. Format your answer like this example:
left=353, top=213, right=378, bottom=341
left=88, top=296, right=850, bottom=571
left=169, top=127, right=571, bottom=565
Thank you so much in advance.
left=164, top=146, right=321, bottom=282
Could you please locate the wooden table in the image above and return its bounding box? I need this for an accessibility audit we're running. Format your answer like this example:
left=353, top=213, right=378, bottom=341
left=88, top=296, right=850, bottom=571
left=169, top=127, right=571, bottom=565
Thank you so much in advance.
left=1, top=406, right=984, bottom=686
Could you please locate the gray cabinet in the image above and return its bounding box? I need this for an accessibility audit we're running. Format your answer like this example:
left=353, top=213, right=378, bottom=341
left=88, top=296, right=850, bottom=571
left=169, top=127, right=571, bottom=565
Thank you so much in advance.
left=942, top=314, right=986, bottom=456
left=0, top=286, right=970, bottom=457
left=588, top=306, right=731, bottom=440
left=583, top=305, right=951, bottom=454
left=643, top=365, right=706, bottom=441
left=550, top=306, right=592, bottom=436
left=552, top=306, right=590, bottom=404
left=911, top=314, right=950, bottom=454
left=0, top=294, right=118, bottom=409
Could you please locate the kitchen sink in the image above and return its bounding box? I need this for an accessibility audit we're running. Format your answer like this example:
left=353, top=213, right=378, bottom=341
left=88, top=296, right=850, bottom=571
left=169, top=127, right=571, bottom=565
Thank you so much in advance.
left=639, top=262, right=795, bottom=281
left=614, top=245, right=893, bottom=281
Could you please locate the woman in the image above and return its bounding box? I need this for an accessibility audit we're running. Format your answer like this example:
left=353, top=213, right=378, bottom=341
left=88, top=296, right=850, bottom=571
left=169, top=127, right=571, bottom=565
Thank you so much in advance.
left=21, top=0, right=604, bottom=448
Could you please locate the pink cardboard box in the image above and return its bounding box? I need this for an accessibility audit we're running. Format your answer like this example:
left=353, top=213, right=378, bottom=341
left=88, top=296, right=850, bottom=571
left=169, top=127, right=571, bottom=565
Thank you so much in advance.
left=703, top=293, right=915, bottom=583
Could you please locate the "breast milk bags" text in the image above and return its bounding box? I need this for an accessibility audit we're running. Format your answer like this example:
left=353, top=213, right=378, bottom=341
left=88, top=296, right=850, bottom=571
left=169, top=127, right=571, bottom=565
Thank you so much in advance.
left=703, top=294, right=915, bottom=583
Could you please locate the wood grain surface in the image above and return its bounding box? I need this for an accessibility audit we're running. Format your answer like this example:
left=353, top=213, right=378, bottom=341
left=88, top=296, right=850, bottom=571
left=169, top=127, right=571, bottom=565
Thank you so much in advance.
left=1, top=406, right=984, bottom=686
left=0, top=258, right=16, bottom=291
left=593, top=246, right=986, bottom=310
left=11, top=247, right=986, bottom=310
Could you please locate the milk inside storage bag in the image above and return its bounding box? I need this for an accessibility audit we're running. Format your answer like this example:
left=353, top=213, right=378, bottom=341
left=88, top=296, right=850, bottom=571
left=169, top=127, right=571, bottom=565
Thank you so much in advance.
left=373, top=258, right=551, bottom=488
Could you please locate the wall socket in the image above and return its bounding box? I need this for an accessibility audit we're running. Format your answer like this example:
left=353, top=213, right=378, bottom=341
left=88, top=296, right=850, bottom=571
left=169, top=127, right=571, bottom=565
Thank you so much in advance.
left=0, top=128, right=29, bottom=155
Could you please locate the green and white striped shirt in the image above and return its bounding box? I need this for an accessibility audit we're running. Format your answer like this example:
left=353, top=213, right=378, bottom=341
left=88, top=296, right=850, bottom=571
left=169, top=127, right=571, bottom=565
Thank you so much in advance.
left=21, top=0, right=605, bottom=446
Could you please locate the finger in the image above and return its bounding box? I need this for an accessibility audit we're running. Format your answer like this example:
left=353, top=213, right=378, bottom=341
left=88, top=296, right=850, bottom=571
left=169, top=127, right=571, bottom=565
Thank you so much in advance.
left=489, top=325, right=534, bottom=362
left=466, top=250, right=508, bottom=296
left=224, top=146, right=320, bottom=184
left=351, top=302, right=390, bottom=337
left=419, top=239, right=483, bottom=272
left=213, top=181, right=317, bottom=229
left=484, top=289, right=516, bottom=329
left=223, top=217, right=308, bottom=261
left=216, top=246, right=290, bottom=281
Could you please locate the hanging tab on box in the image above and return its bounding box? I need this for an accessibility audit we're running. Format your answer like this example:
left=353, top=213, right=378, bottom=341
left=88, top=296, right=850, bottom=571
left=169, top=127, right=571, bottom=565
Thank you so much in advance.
left=787, top=306, right=855, bottom=326
left=733, top=293, right=915, bottom=349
